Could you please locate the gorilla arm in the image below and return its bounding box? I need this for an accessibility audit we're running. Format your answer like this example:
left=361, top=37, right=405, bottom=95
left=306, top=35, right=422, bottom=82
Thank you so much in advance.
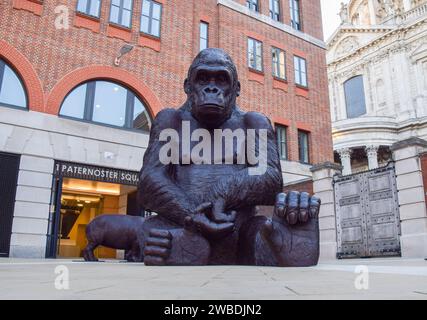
left=209, top=112, right=283, bottom=216
left=138, top=109, right=196, bottom=226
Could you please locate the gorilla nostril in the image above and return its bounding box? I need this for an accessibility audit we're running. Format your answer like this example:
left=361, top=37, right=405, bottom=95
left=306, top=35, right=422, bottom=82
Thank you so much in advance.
left=204, top=86, right=220, bottom=94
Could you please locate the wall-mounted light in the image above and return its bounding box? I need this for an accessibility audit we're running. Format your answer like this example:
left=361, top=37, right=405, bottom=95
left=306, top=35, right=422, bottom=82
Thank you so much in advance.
left=114, top=44, right=134, bottom=66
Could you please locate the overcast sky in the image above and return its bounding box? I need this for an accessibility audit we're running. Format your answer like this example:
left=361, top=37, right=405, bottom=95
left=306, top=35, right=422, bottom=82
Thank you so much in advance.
left=321, top=0, right=349, bottom=41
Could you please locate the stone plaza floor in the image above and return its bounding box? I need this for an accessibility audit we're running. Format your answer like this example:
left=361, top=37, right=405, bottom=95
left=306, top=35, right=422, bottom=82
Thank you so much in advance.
left=0, top=257, right=426, bottom=299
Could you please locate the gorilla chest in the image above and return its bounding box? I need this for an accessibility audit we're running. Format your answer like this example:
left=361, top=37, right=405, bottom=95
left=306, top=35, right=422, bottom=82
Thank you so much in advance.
left=174, top=118, right=249, bottom=166
left=174, top=164, right=245, bottom=196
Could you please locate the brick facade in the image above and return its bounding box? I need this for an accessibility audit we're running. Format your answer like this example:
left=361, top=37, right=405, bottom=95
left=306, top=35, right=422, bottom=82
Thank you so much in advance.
left=0, top=0, right=333, bottom=165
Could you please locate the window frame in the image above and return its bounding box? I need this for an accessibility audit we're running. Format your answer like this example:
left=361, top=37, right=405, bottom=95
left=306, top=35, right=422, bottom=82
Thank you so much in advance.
left=140, top=0, right=163, bottom=38
left=276, top=124, right=288, bottom=160
left=298, top=129, right=310, bottom=164
left=0, top=59, right=28, bottom=110
left=344, top=75, right=367, bottom=119
left=269, top=0, right=281, bottom=22
left=76, top=0, right=102, bottom=18
left=199, top=21, right=209, bottom=51
left=248, top=37, right=263, bottom=72
left=246, top=0, right=259, bottom=12
left=289, top=0, right=301, bottom=31
left=109, top=0, right=134, bottom=29
left=59, top=80, right=152, bottom=133
left=294, top=55, right=308, bottom=88
left=272, top=47, right=286, bottom=80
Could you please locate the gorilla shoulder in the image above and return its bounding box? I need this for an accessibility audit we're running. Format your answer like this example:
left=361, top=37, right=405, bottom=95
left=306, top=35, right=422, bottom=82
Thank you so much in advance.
left=151, top=108, right=182, bottom=131
left=244, top=111, right=274, bottom=131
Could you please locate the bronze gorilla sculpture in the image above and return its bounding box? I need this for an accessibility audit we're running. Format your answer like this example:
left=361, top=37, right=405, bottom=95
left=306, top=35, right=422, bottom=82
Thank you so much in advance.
left=135, top=48, right=321, bottom=267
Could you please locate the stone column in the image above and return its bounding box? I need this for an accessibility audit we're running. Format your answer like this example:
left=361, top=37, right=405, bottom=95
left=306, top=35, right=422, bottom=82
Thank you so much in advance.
left=337, top=148, right=352, bottom=176
left=311, top=162, right=343, bottom=261
left=365, top=145, right=379, bottom=170
left=391, top=137, right=427, bottom=258
left=10, top=155, right=54, bottom=258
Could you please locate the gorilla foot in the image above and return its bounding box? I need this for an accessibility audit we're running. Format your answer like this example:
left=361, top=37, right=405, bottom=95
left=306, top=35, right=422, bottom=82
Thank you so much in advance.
left=144, top=227, right=210, bottom=266
left=260, top=192, right=321, bottom=267
left=260, top=219, right=318, bottom=267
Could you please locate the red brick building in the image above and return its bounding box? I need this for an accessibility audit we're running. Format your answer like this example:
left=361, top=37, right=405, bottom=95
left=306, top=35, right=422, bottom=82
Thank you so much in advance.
left=0, top=0, right=332, bottom=259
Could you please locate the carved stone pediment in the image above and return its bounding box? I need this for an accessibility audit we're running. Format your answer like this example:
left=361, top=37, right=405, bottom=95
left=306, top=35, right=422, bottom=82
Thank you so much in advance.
left=335, top=36, right=361, bottom=59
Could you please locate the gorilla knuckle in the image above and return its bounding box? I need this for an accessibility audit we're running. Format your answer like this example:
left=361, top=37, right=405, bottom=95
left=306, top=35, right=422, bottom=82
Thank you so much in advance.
left=287, top=191, right=300, bottom=209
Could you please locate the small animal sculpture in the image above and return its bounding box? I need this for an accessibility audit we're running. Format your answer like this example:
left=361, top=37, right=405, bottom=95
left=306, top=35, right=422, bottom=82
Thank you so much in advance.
left=83, top=214, right=145, bottom=262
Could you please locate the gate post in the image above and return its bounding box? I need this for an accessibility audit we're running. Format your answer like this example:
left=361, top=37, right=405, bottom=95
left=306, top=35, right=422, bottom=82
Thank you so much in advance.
left=391, top=137, right=427, bottom=258
left=311, top=162, right=342, bottom=261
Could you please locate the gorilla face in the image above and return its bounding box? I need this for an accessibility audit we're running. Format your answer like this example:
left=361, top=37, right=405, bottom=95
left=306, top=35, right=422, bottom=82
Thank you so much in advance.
left=185, top=49, right=240, bottom=128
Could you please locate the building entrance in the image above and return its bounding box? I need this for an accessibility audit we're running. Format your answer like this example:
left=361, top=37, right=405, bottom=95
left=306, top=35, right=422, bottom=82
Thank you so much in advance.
left=46, top=161, right=141, bottom=259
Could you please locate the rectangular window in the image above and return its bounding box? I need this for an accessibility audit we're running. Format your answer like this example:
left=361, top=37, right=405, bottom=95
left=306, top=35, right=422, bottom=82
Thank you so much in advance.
left=77, top=0, right=101, bottom=17
left=276, top=125, right=288, bottom=160
left=294, top=55, right=307, bottom=87
left=269, top=0, right=281, bottom=21
left=344, top=76, right=367, bottom=118
left=200, top=22, right=209, bottom=51
left=110, top=0, right=133, bottom=28
left=248, top=38, right=263, bottom=72
left=246, top=0, right=259, bottom=12
left=141, top=0, right=162, bottom=37
left=272, top=48, right=286, bottom=80
left=290, top=0, right=301, bottom=30
left=298, top=130, right=310, bottom=164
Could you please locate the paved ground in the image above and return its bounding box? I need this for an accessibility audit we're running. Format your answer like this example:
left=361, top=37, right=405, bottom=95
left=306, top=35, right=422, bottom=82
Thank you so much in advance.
left=0, top=258, right=426, bottom=299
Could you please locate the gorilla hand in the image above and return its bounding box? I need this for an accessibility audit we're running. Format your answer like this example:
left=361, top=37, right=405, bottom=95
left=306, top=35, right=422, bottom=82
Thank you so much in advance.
left=143, top=202, right=234, bottom=266
left=189, top=201, right=236, bottom=240
left=274, top=191, right=320, bottom=225
left=260, top=192, right=321, bottom=267
left=208, top=197, right=237, bottom=223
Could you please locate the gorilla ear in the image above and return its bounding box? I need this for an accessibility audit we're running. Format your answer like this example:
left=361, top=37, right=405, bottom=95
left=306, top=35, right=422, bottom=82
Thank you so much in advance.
left=236, top=81, right=241, bottom=97
left=184, top=78, right=191, bottom=95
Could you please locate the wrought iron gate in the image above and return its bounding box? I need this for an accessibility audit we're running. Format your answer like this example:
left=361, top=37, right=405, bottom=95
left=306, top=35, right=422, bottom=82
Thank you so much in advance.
left=333, top=162, right=401, bottom=258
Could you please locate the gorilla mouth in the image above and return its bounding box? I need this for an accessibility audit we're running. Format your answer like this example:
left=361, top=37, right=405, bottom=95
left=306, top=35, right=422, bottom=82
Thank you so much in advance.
left=201, top=103, right=224, bottom=110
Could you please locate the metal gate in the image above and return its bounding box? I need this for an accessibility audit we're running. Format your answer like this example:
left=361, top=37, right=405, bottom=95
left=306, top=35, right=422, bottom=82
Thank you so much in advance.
left=333, top=162, right=401, bottom=259
left=0, top=152, right=20, bottom=257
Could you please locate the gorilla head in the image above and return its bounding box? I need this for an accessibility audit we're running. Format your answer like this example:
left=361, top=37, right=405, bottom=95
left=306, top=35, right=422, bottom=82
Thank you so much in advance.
left=184, top=48, right=241, bottom=128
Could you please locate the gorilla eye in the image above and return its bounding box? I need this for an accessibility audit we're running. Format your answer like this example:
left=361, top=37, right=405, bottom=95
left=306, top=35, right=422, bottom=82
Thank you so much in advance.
left=196, top=73, right=209, bottom=84
left=216, top=72, right=230, bottom=85
left=217, top=75, right=226, bottom=83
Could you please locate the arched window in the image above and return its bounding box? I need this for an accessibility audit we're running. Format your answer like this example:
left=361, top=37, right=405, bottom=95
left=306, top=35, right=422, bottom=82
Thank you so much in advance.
left=59, top=80, right=152, bottom=132
left=344, top=75, right=366, bottom=119
left=0, top=59, right=27, bottom=109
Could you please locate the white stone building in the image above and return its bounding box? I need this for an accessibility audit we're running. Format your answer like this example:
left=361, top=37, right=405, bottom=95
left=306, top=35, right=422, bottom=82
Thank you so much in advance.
left=326, top=0, right=427, bottom=259
left=327, top=0, right=427, bottom=175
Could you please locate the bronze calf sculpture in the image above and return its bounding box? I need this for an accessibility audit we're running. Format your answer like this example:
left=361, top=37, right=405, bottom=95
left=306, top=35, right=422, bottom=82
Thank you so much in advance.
left=83, top=215, right=145, bottom=262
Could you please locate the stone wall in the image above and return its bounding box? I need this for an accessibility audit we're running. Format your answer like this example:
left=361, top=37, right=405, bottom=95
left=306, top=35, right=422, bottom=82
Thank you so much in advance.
left=391, top=138, right=427, bottom=258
